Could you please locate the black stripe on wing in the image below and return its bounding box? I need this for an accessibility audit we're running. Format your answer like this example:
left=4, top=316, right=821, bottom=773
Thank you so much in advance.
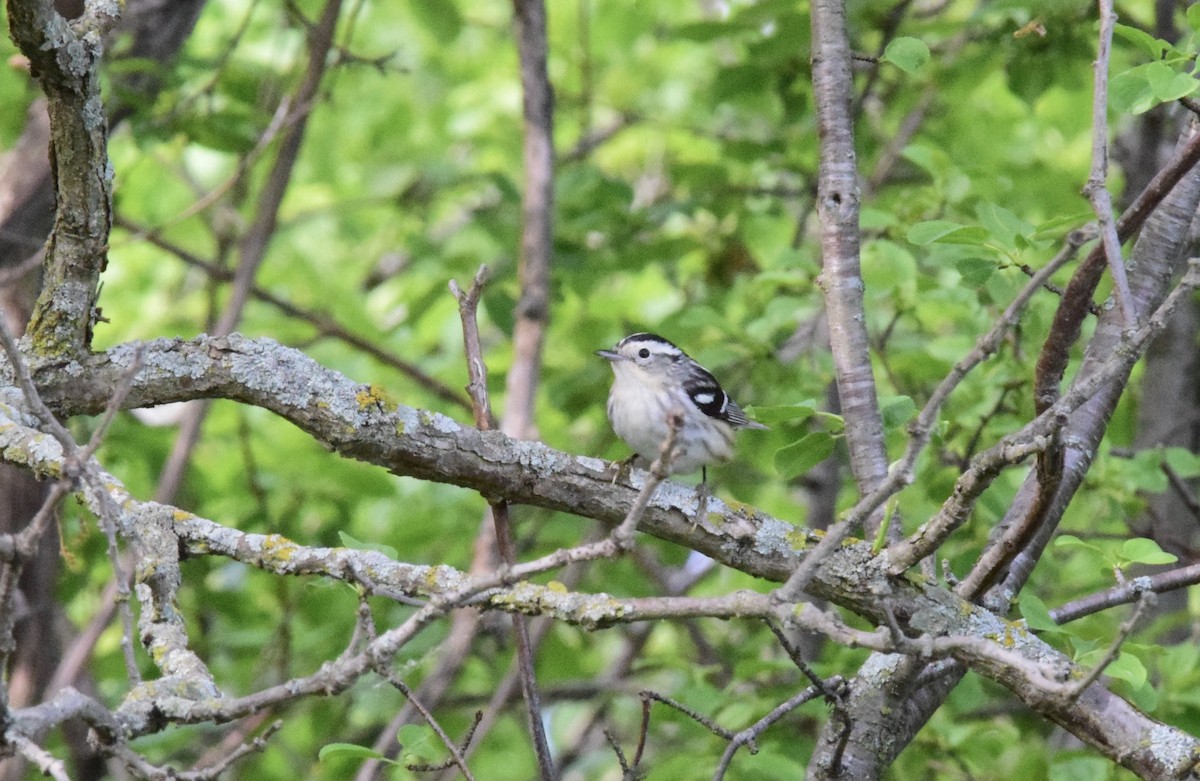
left=684, top=368, right=751, bottom=425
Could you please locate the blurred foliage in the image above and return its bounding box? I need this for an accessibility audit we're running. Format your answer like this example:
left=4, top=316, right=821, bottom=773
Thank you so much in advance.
left=2, top=0, right=1199, bottom=778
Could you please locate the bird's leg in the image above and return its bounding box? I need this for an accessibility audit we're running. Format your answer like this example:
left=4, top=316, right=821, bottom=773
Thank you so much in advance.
left=609, top=453, right=639, bottom=484
left=692, top=466, right=711, bottom=528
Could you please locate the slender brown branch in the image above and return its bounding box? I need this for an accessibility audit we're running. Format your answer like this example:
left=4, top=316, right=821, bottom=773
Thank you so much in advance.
left=155, top=0, right=345, bottom=506
left=712, top=679, right=844, bottom=781
left=1035, top=125, right=1200, bottom=415
left=810, top=0, right=889, bottom=510
left=373, top=670, right=476, bottom=781
left=641, top=691, right=735, bottom=740
left=1068, top=593, right=1152, bottom=699
left=1082, top=0, right=1135, bottom=323
left=1162, top=461, right=1200, bottom=521
left=213, top=0, right=344, bottom=338
left=450, top=264, right=554, bottom=781
left=1052, top=561, right=1200, bottom=624
left=506, top=0, right=555, bottom=442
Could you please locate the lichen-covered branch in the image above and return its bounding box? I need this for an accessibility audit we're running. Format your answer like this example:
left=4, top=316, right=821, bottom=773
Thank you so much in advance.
left=6, top=0, right=120, bottom=356
left=0, top=339, right=1197, bottom=776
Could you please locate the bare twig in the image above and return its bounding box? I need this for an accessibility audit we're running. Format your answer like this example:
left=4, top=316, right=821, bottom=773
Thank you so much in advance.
left=602, top=729, right=633, bottom=777
left=1162, top=460, right=1200, bottom=521
left=764, top=620, right=842, bottom=702
left=1051, top=561, right=1200, bottom=624
left=641, top=690, right=734, bottom=740
left=890, top=259, right=1200, bottom=576
left=110, top=719, right=282, bottom=780
left=1068, top=593, right=1153, bottom=699
left=507, top=0, right=556, bottom=442
left=374, top=670, right=476, bottom=781
left=1082, top=0, right=1136, bottom=323
left=0, top=315, right=75, bottom=452
left=712, top=679, right=844, bottom=781
left=450, top=263, right=554, bottom=780
left=404, top=712, right=483, bottom=773
left=449, top=266, right=496, bottom=429
left=10, top=734, right=69, bottom=781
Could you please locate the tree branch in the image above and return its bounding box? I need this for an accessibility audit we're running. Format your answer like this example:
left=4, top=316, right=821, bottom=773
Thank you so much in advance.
left=7, top=0, right=120, bottom=356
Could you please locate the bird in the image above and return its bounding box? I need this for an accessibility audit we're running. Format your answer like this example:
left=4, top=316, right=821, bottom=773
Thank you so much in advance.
left=597, top=332, right=767, bottom=486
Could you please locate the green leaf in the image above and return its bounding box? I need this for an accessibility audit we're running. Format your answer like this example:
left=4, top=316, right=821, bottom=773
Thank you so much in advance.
left=1112, top=23, right=1173, bottom=58
left=1101, top=652, right=1148, bottom=689
left=1164, top=446, right=1200, bottom=478
left=880, top=395, right=916, bottom=428
left=1145, top=61, right=1199, bottom=103
left=976, top=201, right=1033, bottom=249
left=882, top=37, right=930, bottom=75
left=811, top=411, right=845, bottom=434
left=906, top=220, right=988, bottom=246
left=1032, top=212, right=1093, bottom=240
left=1019, top=593, right=1063, bottom=633
left=319, top=743, right=388, bottom=762
left=955, top=257, right=995, bottom=286
left=774, top=432, right=836, bottom=477
left=409, top=0, right=463, bottom=43
left=750, top=402, right=818, bottom=426
left=1109, top=66, right=1158, bottom=115
left=338, top=531, right=398, bottom=560
left=1120, top=537, right=1178, bottom=566
left=1053, top=534, right=1102, bottom=555
left=1190, top=3, right=1200, bottom=33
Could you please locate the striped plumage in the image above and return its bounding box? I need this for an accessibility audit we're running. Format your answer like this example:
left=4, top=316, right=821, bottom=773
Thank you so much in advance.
left=597, top=333, right=766, bottom=475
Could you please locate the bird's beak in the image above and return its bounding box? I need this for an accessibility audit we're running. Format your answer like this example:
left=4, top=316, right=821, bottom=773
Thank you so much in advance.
left=596, top=349, right=625, bottom=362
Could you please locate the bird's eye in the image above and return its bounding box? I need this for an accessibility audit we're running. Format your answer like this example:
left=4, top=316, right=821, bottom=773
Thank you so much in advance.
left=638, top=348, right=650, bottom=359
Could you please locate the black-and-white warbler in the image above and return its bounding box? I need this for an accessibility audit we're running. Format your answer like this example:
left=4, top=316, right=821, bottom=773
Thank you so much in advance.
left=597, top=333, right=767, bottom=479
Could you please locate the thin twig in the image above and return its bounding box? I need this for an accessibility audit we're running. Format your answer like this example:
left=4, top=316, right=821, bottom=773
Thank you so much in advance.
left=375, top=669, right=476, bottom=781
left=110, top=720, right=283, bottom=781
left=1068, top=593, right=1153, bottom=699
left=890, top=258, right=1200, bottom=577
left=155, top=0, right=346, bottom=506
left=1082, top=0, right=1136, bottom=323
left=1051, top=561, right=1200, bottom=624
left=1162, top=460, right=1200, bottom=521
left=450, top=263, right=554, bottom=780
left=0, top=314, right=75, bottom=452
left=764, top=620, right=842, bottom=702
left=640, top=691, right=734, bottom=740
left=10, top=734, right=70, bottom=781
left=712, top=678, right=844, bottom=781
left=78, top=347, right=143, bottom=462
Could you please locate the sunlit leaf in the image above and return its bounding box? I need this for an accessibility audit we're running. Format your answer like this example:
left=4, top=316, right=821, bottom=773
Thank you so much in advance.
left=774, top=432, right=836, bottom=477
left=1121, top=537, right=1178, bottom=566
left=882, top=37, right=930, bottom=75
